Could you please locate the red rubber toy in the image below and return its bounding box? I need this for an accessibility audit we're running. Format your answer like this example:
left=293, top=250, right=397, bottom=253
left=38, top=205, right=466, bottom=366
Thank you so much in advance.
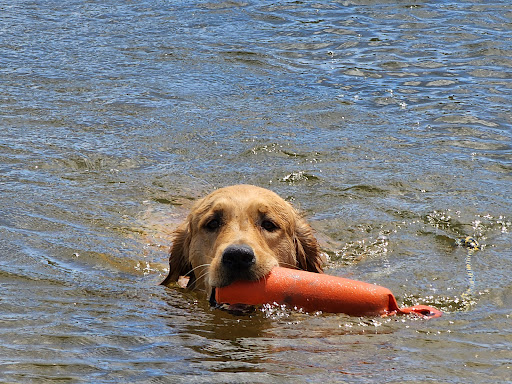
left=215, top=267, right=442, bottom=318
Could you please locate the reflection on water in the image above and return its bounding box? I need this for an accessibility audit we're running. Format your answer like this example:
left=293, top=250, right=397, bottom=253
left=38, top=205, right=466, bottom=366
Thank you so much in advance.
left=1, top=1, right=511, bottom=383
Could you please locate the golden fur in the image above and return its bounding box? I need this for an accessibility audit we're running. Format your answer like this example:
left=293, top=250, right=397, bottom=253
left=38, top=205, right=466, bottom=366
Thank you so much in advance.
left=161, top=185, right=323, bottom=297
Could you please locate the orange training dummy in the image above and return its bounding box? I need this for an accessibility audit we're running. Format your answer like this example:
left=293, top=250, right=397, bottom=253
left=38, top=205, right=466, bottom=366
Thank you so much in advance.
left=214, top=267, right=442, bottom=318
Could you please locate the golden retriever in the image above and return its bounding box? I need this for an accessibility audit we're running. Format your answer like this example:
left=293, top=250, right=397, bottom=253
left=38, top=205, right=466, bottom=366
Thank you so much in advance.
left=161, top=184, right=323, bottom=298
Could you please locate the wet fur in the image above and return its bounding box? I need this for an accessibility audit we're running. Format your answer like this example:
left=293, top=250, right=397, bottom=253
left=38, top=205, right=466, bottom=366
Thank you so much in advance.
left=161, top=185, right=323, bottom=297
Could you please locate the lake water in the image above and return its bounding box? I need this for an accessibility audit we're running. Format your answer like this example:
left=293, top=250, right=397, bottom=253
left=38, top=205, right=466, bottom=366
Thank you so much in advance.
left=1, top=1, right=511, bottom=382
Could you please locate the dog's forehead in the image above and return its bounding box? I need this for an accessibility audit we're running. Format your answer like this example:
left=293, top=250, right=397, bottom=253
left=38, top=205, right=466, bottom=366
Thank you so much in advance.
left=196, top=187, right=291, bottom=217
left=206, top=194, right=277, bottom=213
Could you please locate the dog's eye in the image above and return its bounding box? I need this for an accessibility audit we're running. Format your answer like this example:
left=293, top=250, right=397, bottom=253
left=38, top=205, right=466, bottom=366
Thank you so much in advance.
left=205, top=218, right=221, bottom=231
left=261, top=220, right=278, bottom=232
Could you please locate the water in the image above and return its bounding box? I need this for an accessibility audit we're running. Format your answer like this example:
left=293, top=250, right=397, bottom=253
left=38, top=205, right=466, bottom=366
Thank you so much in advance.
left=1, top=1, right=511, bottom=382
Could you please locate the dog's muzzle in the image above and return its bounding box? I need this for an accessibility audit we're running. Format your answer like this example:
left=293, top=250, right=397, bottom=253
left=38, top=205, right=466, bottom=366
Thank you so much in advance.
left=221, top=244, right=256, bottom=272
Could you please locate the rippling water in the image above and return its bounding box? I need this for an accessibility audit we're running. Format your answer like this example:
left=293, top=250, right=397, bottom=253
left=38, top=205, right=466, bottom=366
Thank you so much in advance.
left=1, top=1, right=511, bottom=383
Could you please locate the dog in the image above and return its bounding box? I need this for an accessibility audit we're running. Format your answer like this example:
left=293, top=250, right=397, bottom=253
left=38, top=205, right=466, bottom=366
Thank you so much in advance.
left=161, top=185, right=323, bottom=299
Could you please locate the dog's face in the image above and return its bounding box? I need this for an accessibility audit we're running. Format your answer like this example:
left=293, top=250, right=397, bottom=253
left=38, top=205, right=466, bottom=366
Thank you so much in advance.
left=161, top=185, right=323, bottom=297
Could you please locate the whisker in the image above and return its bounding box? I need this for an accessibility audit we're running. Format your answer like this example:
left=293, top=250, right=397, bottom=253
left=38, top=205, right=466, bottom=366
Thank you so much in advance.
left=194, top=270, right=210, bottom=285
left=183, top=263, right=211, bottom=277
left=189, top=268, right=212, bottom=293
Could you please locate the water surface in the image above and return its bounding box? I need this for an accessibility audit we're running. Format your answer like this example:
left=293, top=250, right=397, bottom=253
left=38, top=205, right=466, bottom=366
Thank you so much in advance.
left=1, top=1, right=511, bottom=383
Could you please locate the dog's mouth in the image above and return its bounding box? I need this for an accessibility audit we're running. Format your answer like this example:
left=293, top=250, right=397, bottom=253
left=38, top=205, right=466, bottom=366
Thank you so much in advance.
left=209, top=287, right=255, bottom=315
left=208, top=287, right=217, bottom=307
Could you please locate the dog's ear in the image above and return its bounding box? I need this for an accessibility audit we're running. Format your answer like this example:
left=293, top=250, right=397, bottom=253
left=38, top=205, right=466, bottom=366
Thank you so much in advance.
left=161, top=222, right=196, bottom=288
left=294, top=217, right=324, bottom=273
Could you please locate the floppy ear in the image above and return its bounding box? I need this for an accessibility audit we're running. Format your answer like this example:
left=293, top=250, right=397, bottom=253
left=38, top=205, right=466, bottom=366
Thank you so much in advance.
left=294, top=217, right=324, bottom=273
left=160, top=222, right=196, bottom=288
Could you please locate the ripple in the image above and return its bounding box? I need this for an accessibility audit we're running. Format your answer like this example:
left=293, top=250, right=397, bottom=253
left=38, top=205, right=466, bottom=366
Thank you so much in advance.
left=435, top=114, right=499, bottom=128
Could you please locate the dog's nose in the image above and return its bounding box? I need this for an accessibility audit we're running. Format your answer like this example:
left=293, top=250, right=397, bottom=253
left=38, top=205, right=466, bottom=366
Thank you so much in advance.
left=222, top=245, right=256, bottom=271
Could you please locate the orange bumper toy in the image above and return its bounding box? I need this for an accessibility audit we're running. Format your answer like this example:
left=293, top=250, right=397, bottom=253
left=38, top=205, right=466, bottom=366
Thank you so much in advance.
left=215, top=267, right=442, bottom=318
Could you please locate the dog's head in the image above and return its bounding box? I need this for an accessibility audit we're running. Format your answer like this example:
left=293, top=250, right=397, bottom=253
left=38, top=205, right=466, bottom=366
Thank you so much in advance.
left=161, top=185, right=323, bottom=297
